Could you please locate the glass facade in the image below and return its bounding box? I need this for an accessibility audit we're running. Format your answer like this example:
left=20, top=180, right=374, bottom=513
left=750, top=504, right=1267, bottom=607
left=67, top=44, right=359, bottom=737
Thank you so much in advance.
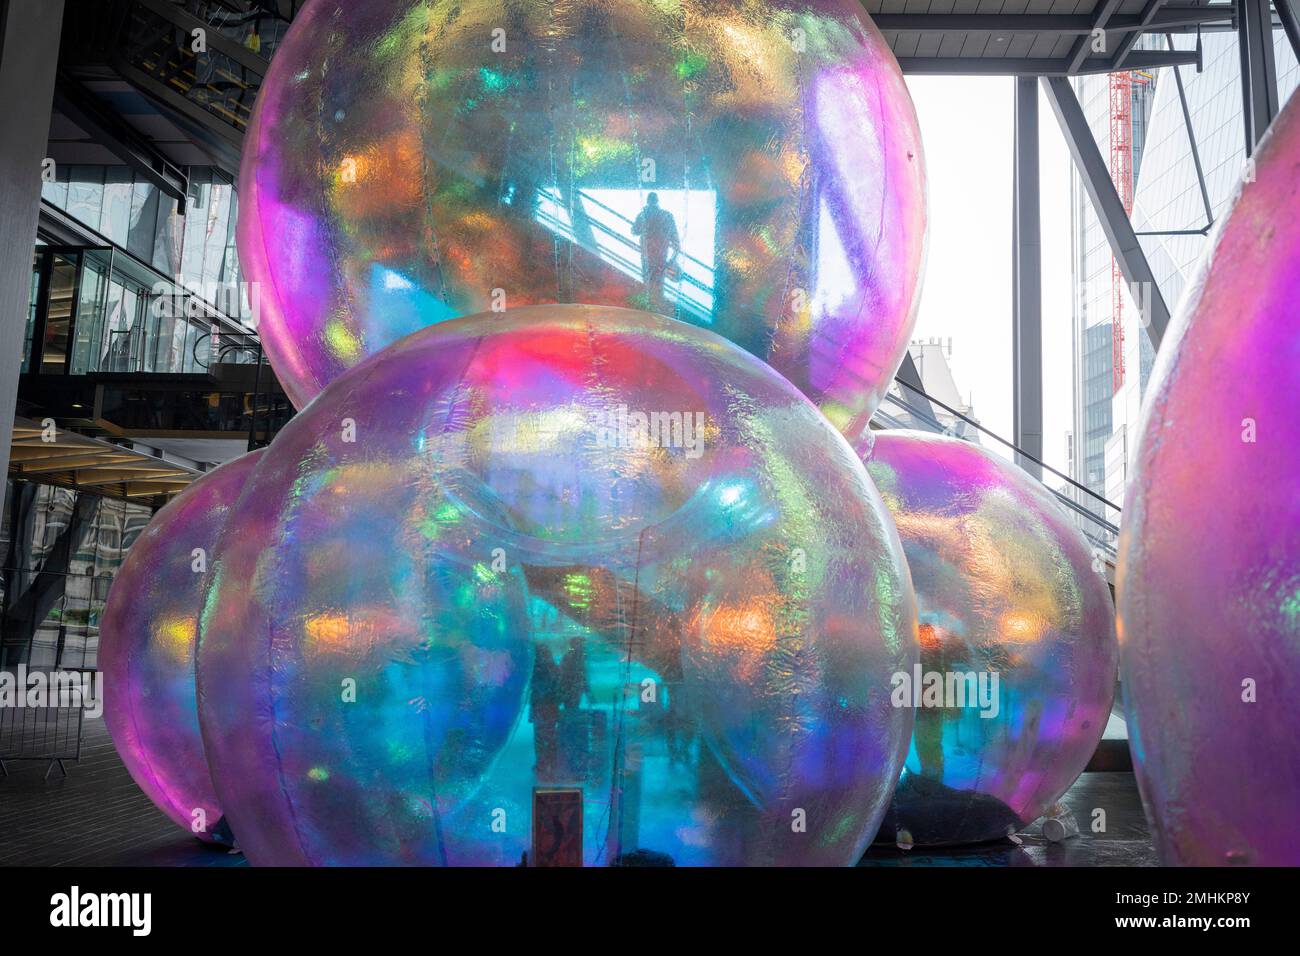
left=1134, top=33, right=1300, bottom=306
left=23, top=245, right=250, bottom=376
left=41, top=163, right=247, bottom=320
left=30, top=161, right=262, bottom=376
left=0, top=481, right=153, bottom=669
left=1068, top=61, right=1156, bottom=522
left=1071, top=31, right=1300, bottom=518
left=1077, top=321, right=1114, bottom=491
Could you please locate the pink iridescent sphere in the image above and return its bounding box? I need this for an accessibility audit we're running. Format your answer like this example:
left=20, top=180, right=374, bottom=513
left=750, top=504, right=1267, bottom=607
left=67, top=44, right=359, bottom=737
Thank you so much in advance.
left=239, top=0, right=927, bottom=442
left=197, top=305, right=918, bottom=867
left=866, top=431, right=1117, bottom=845
left=100, top=450, right=262, bottom=843
left=1116, top=94, right=1300, bottom=866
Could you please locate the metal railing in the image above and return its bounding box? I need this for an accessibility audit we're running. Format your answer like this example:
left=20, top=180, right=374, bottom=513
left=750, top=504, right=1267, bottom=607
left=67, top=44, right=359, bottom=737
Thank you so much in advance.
left=873, top=376, right=1122, bottom=563
left=536, top=187, right=718, bottom=323
left=0, top=669, right=92, bottom=780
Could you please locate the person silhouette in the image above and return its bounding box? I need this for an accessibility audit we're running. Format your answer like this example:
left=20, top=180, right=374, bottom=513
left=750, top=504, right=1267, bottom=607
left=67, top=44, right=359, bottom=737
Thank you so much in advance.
left=530, top=646, right=561, bottom=780
left=631, top=192, right=680, bottom=308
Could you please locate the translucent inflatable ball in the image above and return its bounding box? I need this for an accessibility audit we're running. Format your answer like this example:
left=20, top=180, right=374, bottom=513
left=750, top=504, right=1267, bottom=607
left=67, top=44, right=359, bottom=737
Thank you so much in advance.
left=1116, top=92, right=1300, bottom=866
left=100, top=449, right=262, bottom=843
left=197, top=304, right=918, bottom=866
left=865, top=431, right=1117, bottom=846
left=238, top=0, right=927, bottom=442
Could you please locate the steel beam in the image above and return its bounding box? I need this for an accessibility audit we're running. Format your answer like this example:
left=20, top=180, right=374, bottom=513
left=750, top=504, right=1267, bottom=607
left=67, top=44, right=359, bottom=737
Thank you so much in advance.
left=1042, top=76, right=1172, bottom=349
left=1238, top=0, right=1280, bottom=155
left=53, top=72, right=190, bottom=211
left=896, top=49, right=1200, bottom=76
left=1068, top=0, right=1124, bottom=73
left=870, top=8, right=1232, bottom=34
left=1013, top=77, right=1043, bottom=480
left=1112, top=0, right=1170, bottom=69
left=1167, top=35, right=1216, bottom=231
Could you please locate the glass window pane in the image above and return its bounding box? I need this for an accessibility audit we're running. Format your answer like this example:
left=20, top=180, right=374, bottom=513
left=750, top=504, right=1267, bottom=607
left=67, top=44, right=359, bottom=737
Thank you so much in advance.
left=41, top=253, right=80, bottom=373
left=41, top=163, right=70, bottom=208
left=122, top=286, right=143, bottom=371
left=152, top=197, right=184, bottom=277
left=180, top=171, right=213, bottom=288
left=128, top=179, right=160, bottom=261
left=104, top=278, right=129, bottom=371
left=72, top=253, right=110, bottom=374
left=100, top=167, right=133, bottom=245
left=66, top=165, right=105, bottom=228
left=202, top=175, right=234, bottom=286
left=23, top=253, right=40, bottom=372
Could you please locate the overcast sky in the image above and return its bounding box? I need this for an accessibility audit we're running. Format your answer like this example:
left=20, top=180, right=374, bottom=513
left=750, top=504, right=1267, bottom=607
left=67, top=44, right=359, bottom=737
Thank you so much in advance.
left=904, top=75, right=1076, bottom=480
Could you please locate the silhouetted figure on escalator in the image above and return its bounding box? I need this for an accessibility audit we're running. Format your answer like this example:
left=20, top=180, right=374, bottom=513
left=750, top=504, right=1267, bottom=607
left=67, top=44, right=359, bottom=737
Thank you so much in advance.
left=632, top=192, right=680, bottom=310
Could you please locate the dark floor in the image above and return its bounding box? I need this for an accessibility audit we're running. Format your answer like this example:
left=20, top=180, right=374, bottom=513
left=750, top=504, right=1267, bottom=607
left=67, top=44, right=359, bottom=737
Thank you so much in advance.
left=1, top=716, right=1155, bottom=867
left=0, top=716, right=244, bottom=867
left=860, top=772, right=1157, bottom=866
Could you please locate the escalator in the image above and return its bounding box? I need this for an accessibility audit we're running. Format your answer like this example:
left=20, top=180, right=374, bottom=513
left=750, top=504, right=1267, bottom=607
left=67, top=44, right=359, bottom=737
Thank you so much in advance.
left=61, top=0, right=291, bottom=177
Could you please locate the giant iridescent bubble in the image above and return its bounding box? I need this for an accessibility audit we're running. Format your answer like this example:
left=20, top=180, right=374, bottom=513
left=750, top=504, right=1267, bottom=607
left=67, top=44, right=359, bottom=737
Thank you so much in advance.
left=238, top=0, right=927, bottom=441
left=1115, top=94, right=1300, bottom=867
left=100, top=450, right=261, bottom=843
left=197, top=304, right=917, bottom=866
left=864, top=432, right=1117, bottom=845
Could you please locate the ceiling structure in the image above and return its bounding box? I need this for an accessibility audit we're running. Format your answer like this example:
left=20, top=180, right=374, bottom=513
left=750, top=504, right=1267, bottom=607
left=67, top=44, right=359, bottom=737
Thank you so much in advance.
left=861, top=0, right=1238, bottom=75
left=46, top=0, right=1247, bottom=182
left=24, top=0, right=1292, bottom=510
left=9, top=419, right=208, bottom=503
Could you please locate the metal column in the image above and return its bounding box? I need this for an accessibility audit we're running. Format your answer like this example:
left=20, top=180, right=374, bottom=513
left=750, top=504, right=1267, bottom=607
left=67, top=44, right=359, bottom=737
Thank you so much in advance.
left=1012, top=76, right=1043, bottom=479
left=0, top=1, right=67, bottom=492
left=1237, top=0, right=1280, bottom=155
left=1042, top=75, right=1172, bottom=348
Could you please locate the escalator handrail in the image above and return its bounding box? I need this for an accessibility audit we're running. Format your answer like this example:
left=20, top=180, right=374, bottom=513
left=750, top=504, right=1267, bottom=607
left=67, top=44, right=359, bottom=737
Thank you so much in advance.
left=129, top=0, right=272, bottom=77
left=891, top=375, right=1122, bottom=518
left=875, top=390, right=1121, bottom=542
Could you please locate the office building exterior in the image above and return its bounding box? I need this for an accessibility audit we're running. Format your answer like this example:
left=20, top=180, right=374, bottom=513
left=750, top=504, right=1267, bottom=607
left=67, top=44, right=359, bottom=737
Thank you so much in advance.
left=1071, top=30, right=1300, bottom=519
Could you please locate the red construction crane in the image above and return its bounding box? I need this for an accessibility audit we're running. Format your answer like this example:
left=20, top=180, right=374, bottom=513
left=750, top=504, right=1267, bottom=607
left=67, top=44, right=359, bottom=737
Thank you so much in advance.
left=1108, top=70, right=1131, bottom=394
left=1107, top=70, right=1152, bottom=394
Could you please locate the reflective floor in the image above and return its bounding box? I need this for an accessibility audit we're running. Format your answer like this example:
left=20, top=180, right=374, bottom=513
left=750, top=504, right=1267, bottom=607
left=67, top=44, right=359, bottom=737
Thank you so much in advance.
left=0, top=717, right=1154, bottom=867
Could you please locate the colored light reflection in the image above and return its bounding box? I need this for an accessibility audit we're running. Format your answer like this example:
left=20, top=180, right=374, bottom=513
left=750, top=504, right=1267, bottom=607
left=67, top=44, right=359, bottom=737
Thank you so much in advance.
left=100, top=450, right=262, bottom=844
left=1115, top=91, right=1300, bottom=866
left=238, top=0, right=926, bottom=443
left=198, top=305, right=918, bottom=866
left=865, top=431, right=1116, bottom=846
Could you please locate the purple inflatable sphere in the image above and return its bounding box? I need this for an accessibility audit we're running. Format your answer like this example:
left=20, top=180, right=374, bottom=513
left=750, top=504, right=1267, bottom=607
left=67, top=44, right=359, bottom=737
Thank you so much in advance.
left=197, top=304, right=917, bottom=866
left=238, top=0, right=927, bottom=441
left=865, top=431, right=1117, bottom=845
left=100, top=450, right=261, bottom=842
left=1116, top=93, right=1300, bottom=866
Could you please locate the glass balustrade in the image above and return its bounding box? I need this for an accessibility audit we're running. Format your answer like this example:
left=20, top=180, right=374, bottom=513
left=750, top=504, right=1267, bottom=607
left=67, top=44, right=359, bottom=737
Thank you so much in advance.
left=25, top=245, right=254, bottom=377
